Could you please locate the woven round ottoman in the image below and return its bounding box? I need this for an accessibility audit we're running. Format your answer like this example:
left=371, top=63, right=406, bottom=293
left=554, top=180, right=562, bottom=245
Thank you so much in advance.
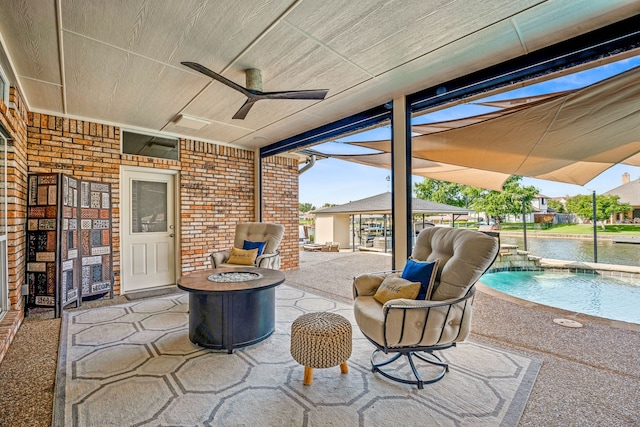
left=290, top=312, right=352, bottom=385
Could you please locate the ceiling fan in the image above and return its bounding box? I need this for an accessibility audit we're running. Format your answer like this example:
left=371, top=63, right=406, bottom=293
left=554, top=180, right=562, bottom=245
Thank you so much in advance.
left=181, top=62, right=329, bottom=120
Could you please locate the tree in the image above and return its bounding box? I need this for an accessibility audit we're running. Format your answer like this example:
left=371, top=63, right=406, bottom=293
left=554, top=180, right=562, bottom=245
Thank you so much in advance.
left=321, top=202, right=337, bottom=208
left=299, top=202, right=316, bottom=213
left=414, top=176, right=539, bottom=224
left=414, top=179, right=469, bottom=207
left=468, top=176, right=538, bottom=222
left=547, top=199, right=565, bottom=213
left=565, top=194, right=631, bottom=229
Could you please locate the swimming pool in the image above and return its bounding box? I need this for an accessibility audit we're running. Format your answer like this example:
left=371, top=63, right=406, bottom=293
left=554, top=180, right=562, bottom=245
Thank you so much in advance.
left=480, top=271, right=640, bottom=324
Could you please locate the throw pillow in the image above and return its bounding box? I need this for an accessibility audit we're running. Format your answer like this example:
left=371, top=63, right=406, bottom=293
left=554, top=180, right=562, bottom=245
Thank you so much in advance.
left=401, top=258, right=440, bottom=300
left=353, top=272, right=399, bottom=296
left=373, top=276, right=421, bottom=304
left=243, top=240, right=266, bottom=256
left=227, top=247, right=259, bottom=266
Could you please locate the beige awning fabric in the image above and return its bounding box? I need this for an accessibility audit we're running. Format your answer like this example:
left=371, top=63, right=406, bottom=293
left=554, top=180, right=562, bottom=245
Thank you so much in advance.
left=410, top=91, right=571, bottom=135
left=331, top=153, right=510, bottom=190
left=338, top=66, right=640, bottom=190
left=473, top=91, right=572, bottom=110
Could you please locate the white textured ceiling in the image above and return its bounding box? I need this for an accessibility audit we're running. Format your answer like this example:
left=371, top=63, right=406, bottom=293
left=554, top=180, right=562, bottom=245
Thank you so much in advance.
left=0, top=0, right=638, bottom=150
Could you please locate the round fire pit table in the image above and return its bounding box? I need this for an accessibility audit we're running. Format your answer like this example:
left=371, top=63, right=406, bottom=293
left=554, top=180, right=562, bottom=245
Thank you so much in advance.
left=177, top=267, right=285, bottom=353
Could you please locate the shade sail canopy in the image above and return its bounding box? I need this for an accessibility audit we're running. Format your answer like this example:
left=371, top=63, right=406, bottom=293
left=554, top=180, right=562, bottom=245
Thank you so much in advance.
left=333, top=66, right=640, bottom=191
left=330, top=152, right=510, bottom=191
left=410, top=91, right=571, bottom=135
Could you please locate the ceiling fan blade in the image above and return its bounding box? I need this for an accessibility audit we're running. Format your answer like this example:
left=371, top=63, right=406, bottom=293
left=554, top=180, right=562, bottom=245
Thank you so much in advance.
left=232, top=99, right=258, bottom=120
left=182, top=61, right=328, bottom=119
left=261, top=89, right=329, bottom=100
left=181, top=61, right=250, bottom=96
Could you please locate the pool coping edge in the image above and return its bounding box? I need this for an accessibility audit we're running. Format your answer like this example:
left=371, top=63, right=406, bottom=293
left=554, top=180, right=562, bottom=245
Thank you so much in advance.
left=476, top=281, right=640, bottom=332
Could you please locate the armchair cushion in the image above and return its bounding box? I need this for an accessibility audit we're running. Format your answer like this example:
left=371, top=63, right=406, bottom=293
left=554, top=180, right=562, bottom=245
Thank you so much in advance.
left=233, top=223, right=284, bottom=256
left=353, top=272, right=399, bottom=298
left=373, top=276, right=421, bottom=304
left=209, top=222, right=284, bottom=270
left=354, top=294, right=474, bottom=348
left=411, top=227, right=499, bottom=300
left=227, top=247, right=259, bottom=265
left=243, top=239, right=266, bottom=256
left=401, top=258, right=439, bottom=300
left=210, top=249, right=231, bottom=268
left=255, top=251, right=280, bottom=269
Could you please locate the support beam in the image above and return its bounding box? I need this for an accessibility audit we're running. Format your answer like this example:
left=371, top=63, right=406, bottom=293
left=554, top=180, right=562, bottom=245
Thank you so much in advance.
left=592, top=190, right=598, bottom=263
left=391, top=96, right=411, bottom=269
left=255, top=149, right=262, bottom=221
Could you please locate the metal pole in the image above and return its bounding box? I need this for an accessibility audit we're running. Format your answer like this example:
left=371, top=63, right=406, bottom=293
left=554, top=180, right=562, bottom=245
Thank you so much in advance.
left=384, top=214, right=388, bottom=253
left=351, top=215, right=355, bottom=252
left=592, top=190, right=598, bottom=263
left=521, top=196, right=528, bottom=251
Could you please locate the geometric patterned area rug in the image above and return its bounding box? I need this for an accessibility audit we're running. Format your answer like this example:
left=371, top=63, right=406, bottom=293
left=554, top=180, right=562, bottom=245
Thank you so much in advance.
left=54, top=285, right=540, bottom=427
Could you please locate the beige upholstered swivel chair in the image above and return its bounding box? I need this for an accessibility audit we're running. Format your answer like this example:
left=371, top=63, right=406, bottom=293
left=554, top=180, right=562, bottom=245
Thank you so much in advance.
left=210, top=222, right=285, bottom=270
left=353, top=226, right=499, bottom=388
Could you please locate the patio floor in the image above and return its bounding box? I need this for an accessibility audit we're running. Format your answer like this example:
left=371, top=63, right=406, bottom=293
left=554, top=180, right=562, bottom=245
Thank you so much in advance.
left=0, top=250, right=638, bottom=426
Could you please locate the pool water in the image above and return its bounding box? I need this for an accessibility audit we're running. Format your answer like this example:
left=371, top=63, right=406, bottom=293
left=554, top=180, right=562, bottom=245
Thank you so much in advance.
left=481, top=271, right=640, bottom=324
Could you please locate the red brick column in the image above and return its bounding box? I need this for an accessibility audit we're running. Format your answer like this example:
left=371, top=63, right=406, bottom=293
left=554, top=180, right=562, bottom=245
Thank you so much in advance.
left=262, top=155, right=299, bottom=271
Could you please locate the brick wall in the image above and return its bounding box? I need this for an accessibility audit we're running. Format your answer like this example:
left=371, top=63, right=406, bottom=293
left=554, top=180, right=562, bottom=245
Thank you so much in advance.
left=1, top=105, right=300, bottom=362
left=27, top=113, right=125, bottom=293
left=0, top=85, right=28, bottom=363
left=26, top=115, right=300, bottom=279
left=180, top=139, right=255, bottom=272
left=262, top=155, right=299, bottom=271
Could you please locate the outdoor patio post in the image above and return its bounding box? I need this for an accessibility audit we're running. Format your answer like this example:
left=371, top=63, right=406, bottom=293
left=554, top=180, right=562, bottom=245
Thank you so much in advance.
left=351, top=215, right=355, bottom=252
left=255, top=148, right=262, bottom=220
left=391, top=95, right=411, bottom=269
left=592, top=190, right=598, bottom=263
left=521, top=196, right=528, bottom=251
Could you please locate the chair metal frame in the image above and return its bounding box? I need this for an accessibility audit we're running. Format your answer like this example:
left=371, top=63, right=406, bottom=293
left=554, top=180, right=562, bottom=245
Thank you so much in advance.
left=354, top=228, right=500, bottom=389
left=362, top=286, right=476, bottom=389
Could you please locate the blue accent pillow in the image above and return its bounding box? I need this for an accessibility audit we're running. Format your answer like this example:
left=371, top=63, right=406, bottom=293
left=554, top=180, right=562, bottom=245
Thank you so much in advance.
left=401, top=258, right=439, bottom=300
left=243, top=240, right=266, bottom=256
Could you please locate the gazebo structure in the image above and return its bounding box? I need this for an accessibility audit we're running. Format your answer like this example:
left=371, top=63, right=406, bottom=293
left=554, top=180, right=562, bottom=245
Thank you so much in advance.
left=312, top=192, right=469, bottom=251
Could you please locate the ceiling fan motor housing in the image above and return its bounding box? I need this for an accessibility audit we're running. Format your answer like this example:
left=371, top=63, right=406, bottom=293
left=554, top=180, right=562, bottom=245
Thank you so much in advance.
left=245, top=68, right=263, bottom=91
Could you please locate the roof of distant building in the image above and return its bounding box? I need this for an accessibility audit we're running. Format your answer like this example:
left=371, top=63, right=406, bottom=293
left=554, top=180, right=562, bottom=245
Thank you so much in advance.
left=313, top=192, right=469, bottom=215
left=604, top=178, right=640, bottom=206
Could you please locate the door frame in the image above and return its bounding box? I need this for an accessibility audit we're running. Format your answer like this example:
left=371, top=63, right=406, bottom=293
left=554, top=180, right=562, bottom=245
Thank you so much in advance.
left=120, top=166, right=180, bottom=294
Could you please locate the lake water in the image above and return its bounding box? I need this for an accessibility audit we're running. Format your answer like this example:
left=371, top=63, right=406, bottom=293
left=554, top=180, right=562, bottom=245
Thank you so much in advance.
left=500, top=235, right=639, bottom=267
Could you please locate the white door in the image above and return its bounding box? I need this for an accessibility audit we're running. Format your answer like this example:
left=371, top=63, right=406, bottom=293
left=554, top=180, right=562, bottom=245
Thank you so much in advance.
left=121, top=168, right=176, bottom=293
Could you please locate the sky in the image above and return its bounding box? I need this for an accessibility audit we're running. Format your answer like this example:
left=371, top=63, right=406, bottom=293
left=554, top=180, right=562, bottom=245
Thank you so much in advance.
left=299, top=55, right=640, bottom=208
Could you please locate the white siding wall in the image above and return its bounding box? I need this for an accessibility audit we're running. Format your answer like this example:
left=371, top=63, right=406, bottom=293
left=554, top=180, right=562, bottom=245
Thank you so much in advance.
left=333, top=214, right=351, bottom=249
left=314, top=214, right=335, bottom=246
left=314, top=213, right=351, bottom=249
